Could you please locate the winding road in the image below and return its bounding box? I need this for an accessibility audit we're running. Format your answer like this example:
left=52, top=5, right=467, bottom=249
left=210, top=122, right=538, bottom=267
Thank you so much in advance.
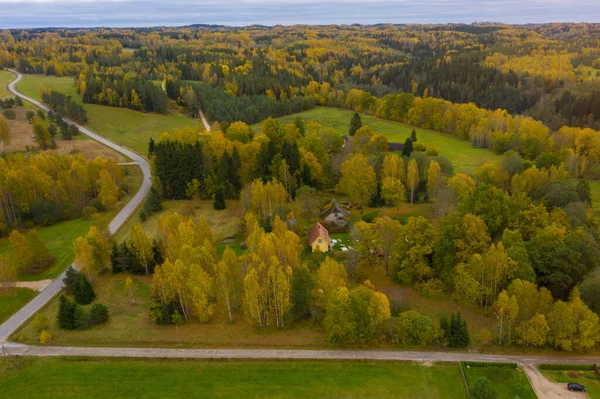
left=0, top=69, right=152, bottom=342
left=0, top=70, right=597, bottom=398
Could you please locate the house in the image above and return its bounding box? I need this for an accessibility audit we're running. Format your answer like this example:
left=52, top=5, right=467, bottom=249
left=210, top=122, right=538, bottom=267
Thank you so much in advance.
left=321, top=198, right=350, bottom=226
left=308, top=222, right=331, bottom=252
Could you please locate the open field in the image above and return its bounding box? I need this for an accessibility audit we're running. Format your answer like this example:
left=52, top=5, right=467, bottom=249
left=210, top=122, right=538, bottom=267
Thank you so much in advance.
left=0, top=357, right=467, bottom=399
left=463, top=363, right=537, bottom=399
left=0, top=69, right=14, bottom=98
left=15, top=274, right=325, bottom=348
left=541, top=367, right=600, bottom=398
left=17, top=74, right=201, bottom=155
left=0, top=288, right=37, bottom=324
left=115, top=199, right=243, bottom=243
left=3, top=107, right=125, bottom=161
left=252, top=107, right=503, bottom=175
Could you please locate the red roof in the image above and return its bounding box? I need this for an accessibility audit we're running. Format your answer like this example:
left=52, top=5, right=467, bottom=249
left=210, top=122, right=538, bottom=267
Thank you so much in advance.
left=308, top=222, right=331, bottom=246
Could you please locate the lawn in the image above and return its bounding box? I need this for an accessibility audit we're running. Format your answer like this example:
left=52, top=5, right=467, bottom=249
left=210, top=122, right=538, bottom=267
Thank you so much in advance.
left=463, top=363, right=537, bottom=399
left=252, top=106, right=503, bottom=175
left=541, top=367, right=600, bottom=398
left=0, top=69, right=14, bottom=98
left=115, top=199, right=243, bottom=243
left=0, top=288, right=37, bottom=324
left=0, top=357, right=467, bottom=399
left=14, top=274, right=324, bottom=348
left=16, top=74, right=201, bottom=155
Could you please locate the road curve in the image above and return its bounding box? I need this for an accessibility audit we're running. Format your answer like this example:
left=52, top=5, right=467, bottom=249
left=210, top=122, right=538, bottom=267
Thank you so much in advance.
left=0, top=69, right=152, bottom=342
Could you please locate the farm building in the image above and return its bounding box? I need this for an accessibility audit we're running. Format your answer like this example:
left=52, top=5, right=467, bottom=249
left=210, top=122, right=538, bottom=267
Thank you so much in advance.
left=321, top=198, right=350, bottom=226
left=308, top=222, right=331, bottom=252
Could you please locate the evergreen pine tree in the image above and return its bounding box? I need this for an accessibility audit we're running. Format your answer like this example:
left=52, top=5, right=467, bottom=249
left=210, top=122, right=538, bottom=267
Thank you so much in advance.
left=74, top=274, right=96, bottom=305
left=110, top=242, right=121, bottom=274
left=348, top=112, right=362, bottom=136
left=148, top=137, right=156, bottom=158
left=230, top=147, right=242, bottom=197
left=302, top=164, right=314, bottom=187
left=57, top=296, right=76, bottom=330
left=213, top=186, right=226, bottom=210
left=410, top=129, right=417, bottom=142
left=402, top=137, right=414, bottom=157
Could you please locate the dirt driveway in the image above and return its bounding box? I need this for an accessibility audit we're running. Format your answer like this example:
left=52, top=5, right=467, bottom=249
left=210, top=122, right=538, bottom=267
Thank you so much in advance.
left=522, top=364, right=588, bottom=399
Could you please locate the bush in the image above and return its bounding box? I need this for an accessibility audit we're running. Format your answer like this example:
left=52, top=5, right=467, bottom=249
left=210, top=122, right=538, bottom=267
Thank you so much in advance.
left=39, top=330, right=52, bottom=345
left=471, top=377, right=497, bottom=399
left=361, top=212, right=378, bottom=223
left=89, top=303, right=109, bottom=326
left=462, top=362, right=518, bottom=369
left=569, top=370, right=579, bottom=379
left=213, top=188, right=226, bottom=210
left=25, top=110, right=35, bottom=121
left=81, top=206, right=98, bottom=220
left=2, top=109, right=16, bottom=120
left=33, top=313, right=50, bottom=332
left=416, top=278, right=445, bottom=299
left=540, top=364, right=596, bottom=370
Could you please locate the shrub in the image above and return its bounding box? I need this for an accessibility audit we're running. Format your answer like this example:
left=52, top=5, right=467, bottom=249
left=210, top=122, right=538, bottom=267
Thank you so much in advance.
left=361, top=212, right=378, bottom=223
left=25, top=110, right=35, bottom=121
left=426, top=146, right=439, bottom=156
left=213, top=188, right=226, bottom=210
left=471, top=377, right=497, bottom=399
left=462, top=362, right=518, bottom=369
left=2, top=109, right=16, bottom=120
left=81, top=206, right=98, bottom=220
left=33, top=313, right=50, bottom=332
left=89, top=303, right=109, bottom=326
left=569, top=370, right=579, bottom=379
left=39, top=330, right=52, bottom=345
left=416, top=278, right=445, bottom=299
left=540, top=364, right=596, bottom=370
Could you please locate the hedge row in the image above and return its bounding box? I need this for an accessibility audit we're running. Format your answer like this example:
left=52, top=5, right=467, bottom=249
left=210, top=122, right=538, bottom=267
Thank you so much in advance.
left=539, top=364, right=596, bottom=370
left=462, top=362, right=518, bottom=369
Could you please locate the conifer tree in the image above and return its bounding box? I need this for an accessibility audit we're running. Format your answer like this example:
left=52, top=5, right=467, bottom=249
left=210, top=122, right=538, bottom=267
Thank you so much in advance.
left=348, top=112, right=362, bottom=136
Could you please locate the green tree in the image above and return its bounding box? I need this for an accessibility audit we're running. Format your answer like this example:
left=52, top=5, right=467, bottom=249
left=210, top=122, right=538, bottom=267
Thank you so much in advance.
left=89, top=303, right=109, bottom=325
left=348, top=112, right=362, bottom=136
left=471, top=377, right=497, bottom=399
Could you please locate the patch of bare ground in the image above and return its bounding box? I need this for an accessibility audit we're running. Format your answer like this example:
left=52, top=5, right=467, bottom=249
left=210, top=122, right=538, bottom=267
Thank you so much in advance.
left=4, top=107, right=125, bottom=162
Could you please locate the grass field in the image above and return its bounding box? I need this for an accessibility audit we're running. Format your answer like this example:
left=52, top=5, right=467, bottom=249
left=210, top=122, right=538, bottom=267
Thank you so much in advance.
left=14, top=274, right=325, bottom=348
left=463, top=364, right=536, bottom=399
left=115, top=199, right=243, bottom=243
left=0, top=288, right=37, bottom=324
left=0, top=69, right=14, bottom=98
left=252, top=107, right=503, bottom=175
left=541, top=367, right=600, bottom=398
left=17, top=74, right=201, bottom=155
left=0, top=357, right=468, bottom=399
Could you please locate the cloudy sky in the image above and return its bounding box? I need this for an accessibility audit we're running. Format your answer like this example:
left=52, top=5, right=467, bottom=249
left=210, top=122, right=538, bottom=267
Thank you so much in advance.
left=1, top=0, right=599, bottom=29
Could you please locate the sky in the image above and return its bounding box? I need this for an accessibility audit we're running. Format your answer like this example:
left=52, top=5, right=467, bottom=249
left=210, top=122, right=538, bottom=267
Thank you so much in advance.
left=1, top=0, right=600, bottom=29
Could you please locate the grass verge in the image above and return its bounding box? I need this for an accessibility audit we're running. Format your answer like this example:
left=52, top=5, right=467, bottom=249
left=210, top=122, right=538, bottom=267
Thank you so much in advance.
left=0, top=288, right=37, bottom=324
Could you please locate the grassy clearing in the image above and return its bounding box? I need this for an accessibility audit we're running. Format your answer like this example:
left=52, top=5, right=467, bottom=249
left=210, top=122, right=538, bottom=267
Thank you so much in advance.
left=252, top=107, right=503, bottom=175
left=541, top=367, right=600, bottom=398
left=14, top=274, right=324, bottom=348
left=0, top=358, right=468, bottom=399
left=0, top=288, right=37, bottom=324
left=589, top=180, right=600, bottom=213
left=0, top=358, right=467, bottom=399
left=17, top=74, right=200, bottom=155
left=0, top=69, right=14, bottom=98
left=115, top=199, right=243, bottom=243
left=463, top=364, right=537, bottom=399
